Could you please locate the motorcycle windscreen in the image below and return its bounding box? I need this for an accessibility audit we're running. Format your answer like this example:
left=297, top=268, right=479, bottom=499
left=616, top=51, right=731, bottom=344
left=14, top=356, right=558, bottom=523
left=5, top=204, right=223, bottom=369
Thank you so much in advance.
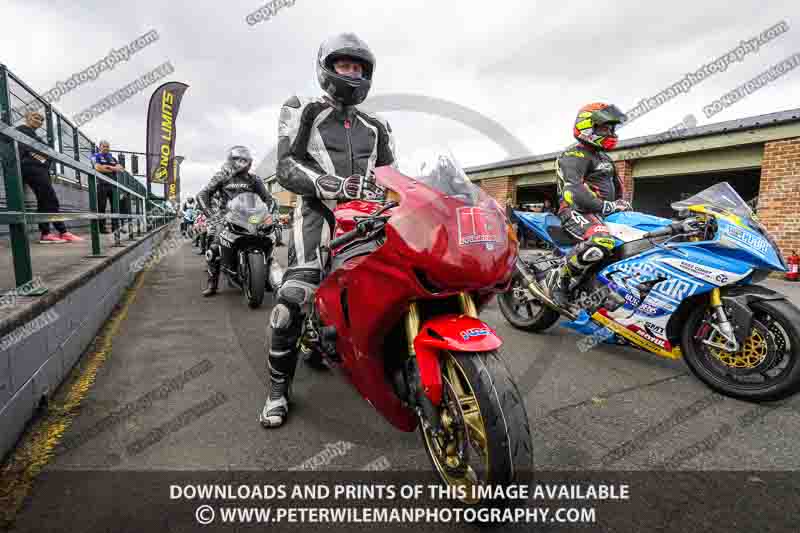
left=376, top=151, right=515, bottom=290
left=671, top=182, right=754, bottom=220
left=672, top=182, right=787, bottom=270
left=226, top=192, right=271, bottom=231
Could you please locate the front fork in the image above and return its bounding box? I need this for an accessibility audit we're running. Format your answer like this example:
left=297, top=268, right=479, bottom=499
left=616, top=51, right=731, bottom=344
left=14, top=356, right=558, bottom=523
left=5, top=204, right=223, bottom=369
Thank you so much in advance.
left=404, top=291, right=479, bottom=355
left=701, top=287, right=740, bottom=352
left=402, top=293, right=478, bottom=435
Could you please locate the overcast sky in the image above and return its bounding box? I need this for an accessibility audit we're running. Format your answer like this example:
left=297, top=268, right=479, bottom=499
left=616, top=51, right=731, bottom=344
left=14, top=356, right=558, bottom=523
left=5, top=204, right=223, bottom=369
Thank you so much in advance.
left=3, top=0, right=799, bottom=200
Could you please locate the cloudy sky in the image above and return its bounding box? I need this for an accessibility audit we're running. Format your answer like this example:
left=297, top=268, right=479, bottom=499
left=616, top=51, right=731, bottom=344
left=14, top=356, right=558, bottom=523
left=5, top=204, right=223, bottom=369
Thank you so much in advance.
left=3, top=0, right=799, bottom=200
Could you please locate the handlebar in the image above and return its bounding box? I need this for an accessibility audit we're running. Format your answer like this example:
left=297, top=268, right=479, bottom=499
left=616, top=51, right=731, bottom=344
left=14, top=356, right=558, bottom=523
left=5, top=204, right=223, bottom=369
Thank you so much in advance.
left=329, top=223, right=371, bottom=249
left=643, top=218, right=701, bottom=239
left=643, top=225, right=675, bottom=239
left=327, top=201, right=399, bottom=249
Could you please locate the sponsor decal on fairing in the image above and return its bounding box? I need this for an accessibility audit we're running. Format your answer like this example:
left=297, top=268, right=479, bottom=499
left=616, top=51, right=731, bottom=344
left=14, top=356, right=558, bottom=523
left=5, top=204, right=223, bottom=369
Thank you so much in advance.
left=456, top=207, right=502, bottom=251
left=612, top=260, right=704, bottom=304
left=722, top=225, right=770, bottom=255
left=460, top=328, right=490, bottom=341
left=631, top=326, right=670, bottom=349
left=644, top=321, right=666, bottom=336
left=660, top=257, right=751, bottom=286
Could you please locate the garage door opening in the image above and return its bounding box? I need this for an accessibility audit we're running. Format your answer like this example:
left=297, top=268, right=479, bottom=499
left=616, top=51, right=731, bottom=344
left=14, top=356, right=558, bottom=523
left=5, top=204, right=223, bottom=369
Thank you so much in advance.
left=515, top=184, right=558, bottom=212
left=633, top=169, right=761, bottom=218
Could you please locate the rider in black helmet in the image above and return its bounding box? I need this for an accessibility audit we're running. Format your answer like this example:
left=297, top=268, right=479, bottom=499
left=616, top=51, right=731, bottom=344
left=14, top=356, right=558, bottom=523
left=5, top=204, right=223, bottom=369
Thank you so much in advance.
left=197, top=146, right=275, bottom=297
left=546, top=103, right=631, bottom=307
left=260, top=32, right=396, bottom=429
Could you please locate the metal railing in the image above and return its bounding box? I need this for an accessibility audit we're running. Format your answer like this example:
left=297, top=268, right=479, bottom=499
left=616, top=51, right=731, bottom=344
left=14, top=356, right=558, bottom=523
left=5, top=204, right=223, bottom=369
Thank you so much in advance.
left=0, top=63, right=173, bottom=290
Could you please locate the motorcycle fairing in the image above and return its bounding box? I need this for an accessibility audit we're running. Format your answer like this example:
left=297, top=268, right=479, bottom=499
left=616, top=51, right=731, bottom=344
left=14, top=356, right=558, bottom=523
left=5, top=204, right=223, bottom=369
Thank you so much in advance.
left=595, top=247, right=716, bottom=357
left=591, top=309, right=683, bottom=359
left=413, top=315, right=504, bottom=405
left=714, top=217, right=786, bottom=271
left=560, top=310, right=620, bottom=344
left=316, top=257, right=420, bottom=433
left=312, top=165, right=515, bottom=433
left=593, top=220, right=773, bottom=359
left=225, top=192, right=272, bottom=233
left=657, top=246, right=753, bottom=287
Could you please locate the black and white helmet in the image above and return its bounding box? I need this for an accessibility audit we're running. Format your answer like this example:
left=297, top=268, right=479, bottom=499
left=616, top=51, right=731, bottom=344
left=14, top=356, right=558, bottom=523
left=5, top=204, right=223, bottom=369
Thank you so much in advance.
left=316, top=33, right=375, bottom=106
left=225, top=146, right=253, bottom=175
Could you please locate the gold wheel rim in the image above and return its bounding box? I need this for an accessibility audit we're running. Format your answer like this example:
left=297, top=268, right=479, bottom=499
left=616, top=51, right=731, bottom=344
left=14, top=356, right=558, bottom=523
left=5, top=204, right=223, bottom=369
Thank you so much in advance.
left=422, top=354, right=490, bottom=504
left=710, top=329, right=768, bottom=369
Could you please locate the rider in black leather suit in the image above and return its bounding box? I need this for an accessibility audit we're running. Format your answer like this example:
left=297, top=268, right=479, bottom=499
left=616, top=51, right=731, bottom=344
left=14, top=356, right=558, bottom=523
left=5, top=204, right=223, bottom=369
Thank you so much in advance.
left=260, top=32, right=396, bottom=428
left=197, top=146, right=275, bottom=297
left=546, top=103, right=632, bottom=307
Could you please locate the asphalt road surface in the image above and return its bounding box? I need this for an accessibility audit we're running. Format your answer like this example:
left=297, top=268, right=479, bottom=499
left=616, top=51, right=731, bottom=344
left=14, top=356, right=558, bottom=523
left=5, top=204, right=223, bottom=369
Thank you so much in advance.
left=8, top=227, right=800, bottom=532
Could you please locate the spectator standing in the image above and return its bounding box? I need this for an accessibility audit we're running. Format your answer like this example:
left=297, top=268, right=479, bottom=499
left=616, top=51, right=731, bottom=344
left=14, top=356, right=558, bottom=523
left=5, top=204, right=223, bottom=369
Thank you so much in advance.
left=16, top=111, right=84, bottom=243
left=119, top=190, right=131, bottom=233
left=91, top=140, right=124, bottom=234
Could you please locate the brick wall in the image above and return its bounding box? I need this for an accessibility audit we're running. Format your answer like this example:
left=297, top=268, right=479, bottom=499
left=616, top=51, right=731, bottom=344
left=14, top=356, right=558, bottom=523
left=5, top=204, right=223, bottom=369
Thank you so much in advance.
left=479, top=176, right=515, bottom=205
left=757, top=138, right=800, bottom=258
left=615, top=160, right=635, bottom=202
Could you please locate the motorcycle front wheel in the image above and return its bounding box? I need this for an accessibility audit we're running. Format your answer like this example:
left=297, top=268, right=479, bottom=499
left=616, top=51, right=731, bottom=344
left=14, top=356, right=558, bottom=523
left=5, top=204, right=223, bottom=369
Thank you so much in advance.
left=244, top=252, right=266, bottom=309
left=419, top=350, right=532, bottom=510
left=682, top=298, right=800, bottom=401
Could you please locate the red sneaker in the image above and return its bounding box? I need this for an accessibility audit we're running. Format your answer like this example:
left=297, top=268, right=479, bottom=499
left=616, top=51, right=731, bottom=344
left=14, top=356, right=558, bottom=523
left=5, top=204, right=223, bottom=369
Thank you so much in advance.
left=39, top=233, right=67, bottom=244
left=59, top=232, right=85, bottom=242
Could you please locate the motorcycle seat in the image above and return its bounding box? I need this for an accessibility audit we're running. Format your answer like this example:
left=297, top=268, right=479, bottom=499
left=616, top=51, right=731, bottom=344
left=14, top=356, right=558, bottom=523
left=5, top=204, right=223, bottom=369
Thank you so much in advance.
left=545, top=220, right=579, bottom=247
left=517, top=211, right=578, bottom=248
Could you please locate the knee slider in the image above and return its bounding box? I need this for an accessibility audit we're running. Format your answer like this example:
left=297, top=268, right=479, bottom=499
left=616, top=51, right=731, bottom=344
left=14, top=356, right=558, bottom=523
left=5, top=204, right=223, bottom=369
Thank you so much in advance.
left=574, top=237, right=611, bottom=265
left=276, top=278, right=316, bottom=307
left=269, top=301, right=297, bottom=330
left=579, top=246, right=606, bottom=263
left=283, top=267, right=321, bottom=286
left=205, top=243, right=221, bottom=263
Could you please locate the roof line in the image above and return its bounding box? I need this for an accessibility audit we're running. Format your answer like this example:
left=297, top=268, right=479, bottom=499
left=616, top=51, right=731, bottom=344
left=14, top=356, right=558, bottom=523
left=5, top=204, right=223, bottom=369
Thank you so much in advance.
left=465, top=107, right=800, bottom=173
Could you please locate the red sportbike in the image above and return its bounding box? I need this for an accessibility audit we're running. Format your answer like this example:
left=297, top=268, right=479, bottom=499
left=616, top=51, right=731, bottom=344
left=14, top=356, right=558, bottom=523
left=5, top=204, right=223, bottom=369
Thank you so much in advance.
left=299, top=153, right=532, bottom=502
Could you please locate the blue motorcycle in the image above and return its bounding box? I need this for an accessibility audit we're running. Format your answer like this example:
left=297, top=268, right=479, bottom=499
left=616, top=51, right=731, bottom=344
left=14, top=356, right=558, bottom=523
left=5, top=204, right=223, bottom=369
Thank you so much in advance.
left=499, top=182, right=800, bottom=400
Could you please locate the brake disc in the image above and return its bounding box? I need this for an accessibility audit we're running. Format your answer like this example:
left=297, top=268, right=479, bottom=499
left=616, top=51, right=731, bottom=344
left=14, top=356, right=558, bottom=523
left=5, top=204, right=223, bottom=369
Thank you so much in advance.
left=707, top=319, right=777, bottom=374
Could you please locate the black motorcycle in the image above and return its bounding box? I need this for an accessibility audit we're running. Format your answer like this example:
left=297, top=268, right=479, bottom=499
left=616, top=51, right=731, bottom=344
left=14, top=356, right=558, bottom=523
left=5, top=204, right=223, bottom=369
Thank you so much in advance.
left=215, top=193, right=280, bottom=309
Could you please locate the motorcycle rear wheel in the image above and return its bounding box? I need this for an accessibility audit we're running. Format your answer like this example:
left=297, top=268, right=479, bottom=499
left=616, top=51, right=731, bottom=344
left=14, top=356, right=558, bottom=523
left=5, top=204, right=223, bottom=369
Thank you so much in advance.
left=498, top=272, right=559, bottom=332
left=419, top=350, right=532, bottom=510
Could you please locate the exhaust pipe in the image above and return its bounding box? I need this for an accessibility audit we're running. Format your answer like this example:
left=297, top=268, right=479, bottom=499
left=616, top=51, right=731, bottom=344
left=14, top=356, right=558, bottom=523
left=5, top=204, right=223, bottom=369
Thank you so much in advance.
left=515, top=258, right=577, bottom=321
